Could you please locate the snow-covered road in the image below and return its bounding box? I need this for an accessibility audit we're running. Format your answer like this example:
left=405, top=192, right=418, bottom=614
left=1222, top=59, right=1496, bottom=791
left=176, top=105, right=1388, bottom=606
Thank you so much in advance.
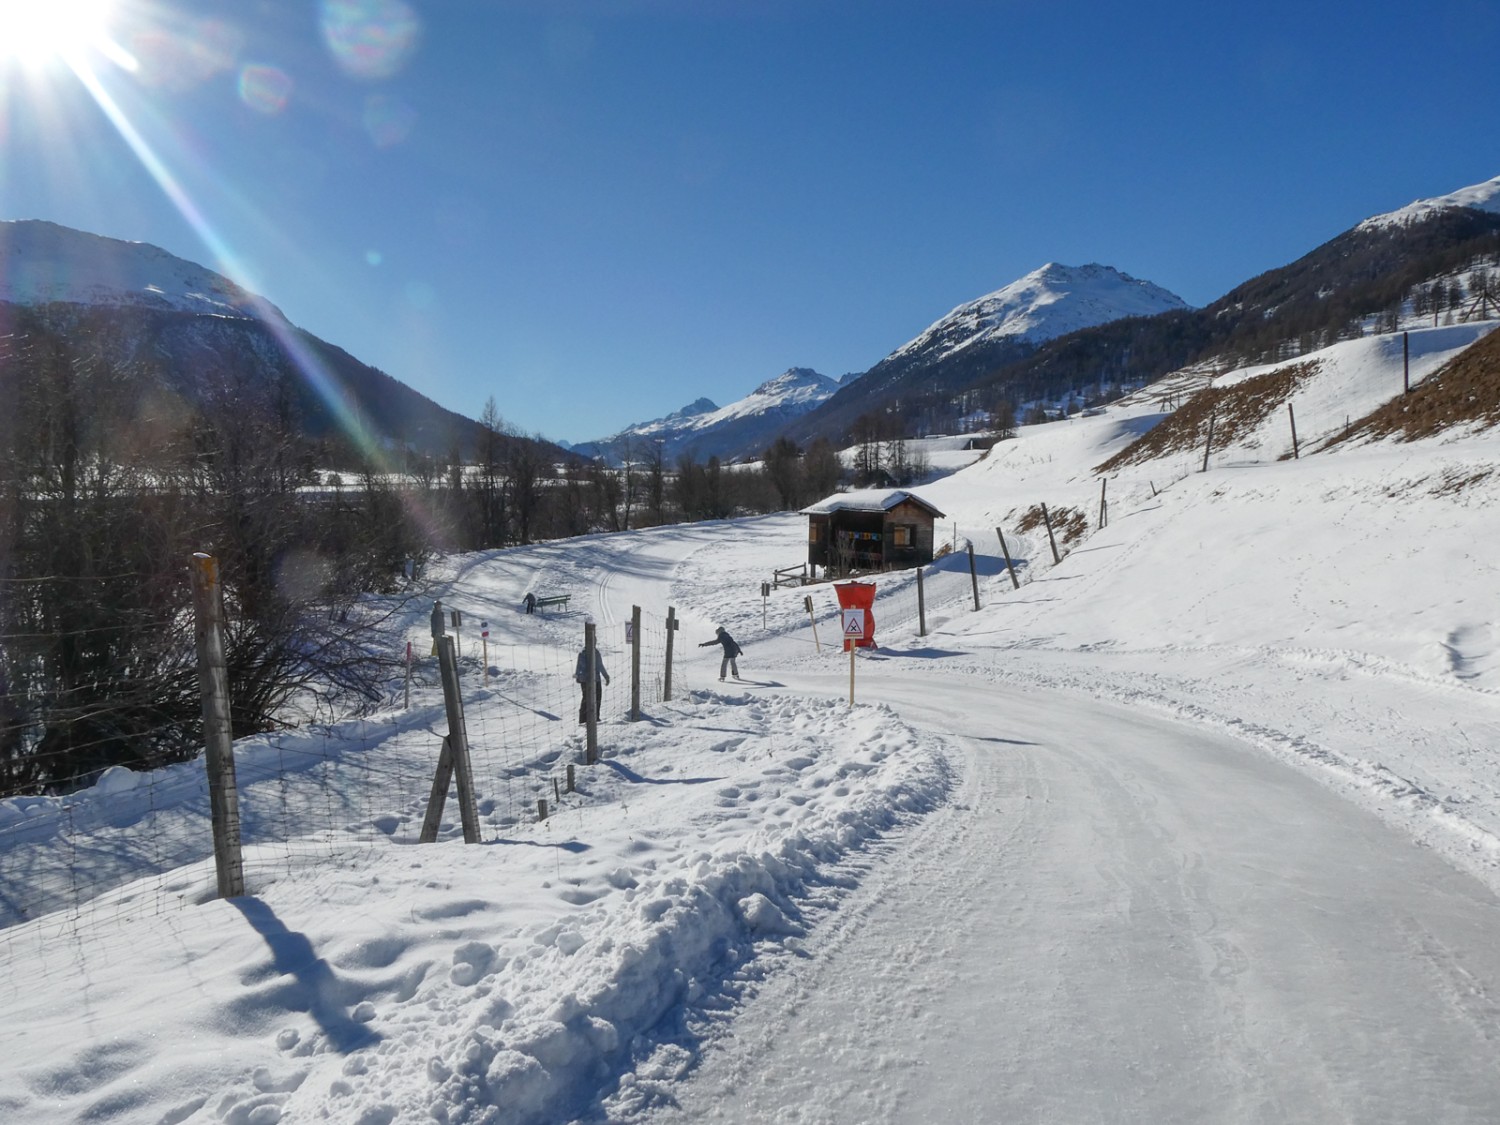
left=644, top=669, right=1500, bottom=1124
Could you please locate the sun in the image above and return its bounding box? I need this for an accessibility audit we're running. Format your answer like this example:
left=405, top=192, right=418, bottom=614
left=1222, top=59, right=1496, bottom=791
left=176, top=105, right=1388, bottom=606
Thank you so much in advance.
left=0, top=0, right=117, bottom=69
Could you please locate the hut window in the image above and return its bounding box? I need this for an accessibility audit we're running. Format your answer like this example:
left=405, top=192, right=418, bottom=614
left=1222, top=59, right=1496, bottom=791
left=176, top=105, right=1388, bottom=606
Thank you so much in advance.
left=892, top=525, right=913, bottom=548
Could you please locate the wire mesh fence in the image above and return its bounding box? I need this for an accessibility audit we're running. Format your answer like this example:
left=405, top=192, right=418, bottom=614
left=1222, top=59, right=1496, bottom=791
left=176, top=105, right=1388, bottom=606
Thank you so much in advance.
left=0, top=600, right=693, bottom=980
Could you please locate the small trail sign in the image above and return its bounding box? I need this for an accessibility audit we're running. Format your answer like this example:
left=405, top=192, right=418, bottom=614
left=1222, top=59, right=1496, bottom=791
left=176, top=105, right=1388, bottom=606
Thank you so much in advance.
left=841, top=609, right=866, bottom=639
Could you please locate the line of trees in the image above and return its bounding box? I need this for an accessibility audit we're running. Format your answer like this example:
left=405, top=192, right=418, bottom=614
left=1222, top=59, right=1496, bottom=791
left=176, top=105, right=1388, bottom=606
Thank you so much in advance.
left=0, top=321, right=866, bottom=796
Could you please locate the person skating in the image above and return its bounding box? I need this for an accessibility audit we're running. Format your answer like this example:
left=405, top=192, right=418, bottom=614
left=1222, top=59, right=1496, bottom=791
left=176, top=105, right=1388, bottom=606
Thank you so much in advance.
left=699, top=626, right=742, bottom=681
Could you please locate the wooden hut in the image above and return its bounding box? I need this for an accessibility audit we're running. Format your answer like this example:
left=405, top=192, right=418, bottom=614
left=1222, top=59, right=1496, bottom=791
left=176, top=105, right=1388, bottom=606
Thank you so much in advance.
left=801, top=489, right=945, bottom=576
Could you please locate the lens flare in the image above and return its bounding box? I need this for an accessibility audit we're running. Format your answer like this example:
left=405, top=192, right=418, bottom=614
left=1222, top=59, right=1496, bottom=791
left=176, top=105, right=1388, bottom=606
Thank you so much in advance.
left=362, top=92, right=417, bottom=147
left=319, top=0, right=421, bottom=81
left=238, top=64, right=293, bottom=115
left=0, top=0, right=114, bottom=68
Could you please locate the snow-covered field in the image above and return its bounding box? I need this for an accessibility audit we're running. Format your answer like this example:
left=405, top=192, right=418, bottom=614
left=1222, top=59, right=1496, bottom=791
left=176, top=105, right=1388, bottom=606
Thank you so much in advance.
left=4, top=324, right=1500, bottom=1124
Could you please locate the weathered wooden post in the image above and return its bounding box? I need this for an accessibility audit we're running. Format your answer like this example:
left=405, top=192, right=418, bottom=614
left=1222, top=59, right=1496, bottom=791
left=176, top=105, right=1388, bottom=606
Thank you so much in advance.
left=996, top=527, right=1020, bottom=590
left=1097, top=478, right=1108, bottom=530
left=915, top=568, right=927, bottom=637
left=403, top=640, right=412, bottom=709
left=967, top=543, right=980, bottom=611
left=629, top=605, right=642, bottom=722
left=190, top=553, right=244, bottom=899
left=1288, top=403, right=1300, bottom=459
left=537, top=798, right=548, bottom=822
left=584, top=619, right=599, bottom=765
left=1040, top=503, right=1061, bottom=565
left=1201, top=410, right=1216, bottom=473
left=1403, top=330, right=1410, bottom=394
left=804, top=595, right=822, bottom=652
left=435, top=634, right=481, bottom=842
left=663, top=607, right=678, bottom=701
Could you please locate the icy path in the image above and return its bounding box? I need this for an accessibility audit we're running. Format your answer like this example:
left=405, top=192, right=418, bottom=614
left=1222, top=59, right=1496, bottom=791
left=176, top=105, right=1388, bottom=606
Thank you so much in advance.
left=638, top=670, right=1500, bottom=1124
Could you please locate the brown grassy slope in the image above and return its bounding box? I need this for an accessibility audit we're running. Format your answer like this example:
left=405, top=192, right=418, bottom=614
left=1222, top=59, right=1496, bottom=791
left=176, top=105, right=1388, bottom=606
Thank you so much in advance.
left=1323, top=326, right=1500, bottom=447
left=1095, top=361, right=1321, bottom=473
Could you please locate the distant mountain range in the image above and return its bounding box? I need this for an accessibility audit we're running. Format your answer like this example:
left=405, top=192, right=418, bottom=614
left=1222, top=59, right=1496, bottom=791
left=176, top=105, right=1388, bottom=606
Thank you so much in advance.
left=568, top=367, right=851, bottom=464
left=580, top=263, right=1186, bottom=464
left=782, top=174, right=1500, bottom=451
left=4, top=172, right=1497, bottom=475
left=0, top=220, right=567, bottom=465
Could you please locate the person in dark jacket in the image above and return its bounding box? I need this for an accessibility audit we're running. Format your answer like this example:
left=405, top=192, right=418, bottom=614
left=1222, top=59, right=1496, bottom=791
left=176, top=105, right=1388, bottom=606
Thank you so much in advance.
left=574, top=646, right=610, bottom=723
left=699, top=626, right=742, bottom=681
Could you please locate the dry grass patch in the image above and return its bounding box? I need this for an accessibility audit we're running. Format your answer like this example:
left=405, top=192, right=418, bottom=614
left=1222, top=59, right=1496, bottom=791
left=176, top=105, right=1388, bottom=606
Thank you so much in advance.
left=1097, top=361, right=1321, bottom=473
left=1016, top=504, right=1089, bottom=547
left=1324, top=326, right=1500, bottom=447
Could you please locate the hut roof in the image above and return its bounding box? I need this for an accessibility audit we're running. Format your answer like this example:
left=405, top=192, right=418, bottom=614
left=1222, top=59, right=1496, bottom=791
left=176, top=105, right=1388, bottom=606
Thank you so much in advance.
left=800, top=489, right=946, bottom=519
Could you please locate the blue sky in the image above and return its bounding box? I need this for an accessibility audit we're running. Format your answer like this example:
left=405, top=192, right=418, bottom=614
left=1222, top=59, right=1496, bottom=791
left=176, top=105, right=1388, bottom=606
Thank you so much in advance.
left=2, top=0, right=1497, bottom=445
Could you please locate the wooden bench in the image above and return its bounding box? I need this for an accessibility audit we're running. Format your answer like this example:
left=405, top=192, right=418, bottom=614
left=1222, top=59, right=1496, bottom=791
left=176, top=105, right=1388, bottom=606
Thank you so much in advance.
left=533, top=594, right=570, bottom=612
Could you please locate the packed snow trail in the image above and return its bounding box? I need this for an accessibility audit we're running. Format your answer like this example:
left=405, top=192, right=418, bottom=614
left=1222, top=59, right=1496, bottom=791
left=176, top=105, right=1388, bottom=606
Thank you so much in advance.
left=636, top=670, right=1500, bottom=1124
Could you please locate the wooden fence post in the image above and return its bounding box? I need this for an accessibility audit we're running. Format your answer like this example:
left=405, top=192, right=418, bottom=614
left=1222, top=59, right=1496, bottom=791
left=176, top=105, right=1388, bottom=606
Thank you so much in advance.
left=584, top=619, right=599, bottom=765
left=1288, top=403, right=1300, bottom=459
left=967, top=543, right=980, bottom=611
left=1403, top=330, right=1410, bottom=394
left=1040, top=503, right=1061, bottom=564
left=190, top=553, right=244, bottom=899
left=630, top=604, right=642, bottom=722
left=915, top=568, right=927, bottom=637
left=996, top=527, right=1020, bottom=590
left=663, top=607, right=677, bottom=702
left=1097, top=478, right=1108, bottom=529
left=435, top=635, right=481, bottom=843
left=1201, top=411, right=1216, bottom=473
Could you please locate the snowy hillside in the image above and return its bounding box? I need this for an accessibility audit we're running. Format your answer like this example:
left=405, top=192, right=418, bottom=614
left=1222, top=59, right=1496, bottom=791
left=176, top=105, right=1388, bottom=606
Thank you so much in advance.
left=4, top=322, right=1500, bottom=1122
left=887, top=261, right=1189, bottom=365
left=1358, top=172, right=1500, bottom=230
left=0, top=219, right=284, bottom=319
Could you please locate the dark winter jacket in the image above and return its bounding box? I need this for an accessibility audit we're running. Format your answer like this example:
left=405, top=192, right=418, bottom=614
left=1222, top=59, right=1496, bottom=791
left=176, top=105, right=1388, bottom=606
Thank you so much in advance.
left=574, top=651, right=610, bottom=684
left=699, top=628, right=742, bottom=658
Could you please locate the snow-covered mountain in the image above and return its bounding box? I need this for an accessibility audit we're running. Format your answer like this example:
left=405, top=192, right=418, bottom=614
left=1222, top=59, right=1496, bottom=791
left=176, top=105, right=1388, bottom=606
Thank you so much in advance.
left=787, top=263, right=1190, bottom=446
left=1357, top=173, right=1500, bottom=230
left=887, top=262, right=1190, bottom=366
left=0, top=219, right=287, bottom=320
left=576, top=367, right=844, bottom=464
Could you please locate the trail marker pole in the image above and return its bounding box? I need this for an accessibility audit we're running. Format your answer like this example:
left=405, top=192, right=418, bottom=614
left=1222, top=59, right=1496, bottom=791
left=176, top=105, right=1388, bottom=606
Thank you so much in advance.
left=1097, top=478, right=1108, bottom=529
left=967, top=543, right=980, bottom=611
left=190, top=553, right=244, bottom=900
left=804, top=595, right=821, bottom=652
left=404, top=640, right=412, bottom=709
left=761, top=581, right=769, bottom=630
left=996, top=527, right=1020, bottom=590
left=481, top=621, right=489, bottom=683
left=1040, top=503, right=1061, bottom=564
left=915, top=568, right=927, bottom=637
left=1403, top=331, right=1410, bottom=394
left=629, top=605, right=642, bottom=721
left=1201, top=411, right=1216, bottom=473
left=1288, top=403, right=1300, bottom=459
